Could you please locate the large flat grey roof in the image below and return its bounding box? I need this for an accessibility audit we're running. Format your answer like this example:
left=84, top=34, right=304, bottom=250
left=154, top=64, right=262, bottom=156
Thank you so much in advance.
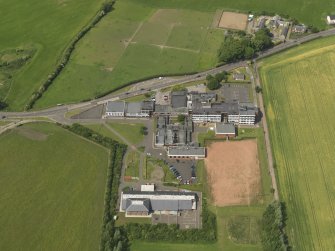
left=106, top=101, right=125, bottom=113
left=215, top=123, right=236, bottom=134
left=171, top=91, right=187, bottom=108
left=126, top=102, right=142, bottom=113
left=168, top=146, right=205, bottom=157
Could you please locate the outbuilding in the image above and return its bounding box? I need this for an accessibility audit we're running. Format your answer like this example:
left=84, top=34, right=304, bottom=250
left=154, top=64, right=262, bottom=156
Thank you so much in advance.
left=215, top=123, right=236, bottom=138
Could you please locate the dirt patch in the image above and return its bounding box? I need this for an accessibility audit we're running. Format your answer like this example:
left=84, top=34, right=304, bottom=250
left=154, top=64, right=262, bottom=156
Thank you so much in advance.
left=205, top=140, right=260, bottom=206
left=218, top=12, right=248, bottom=30
left=15, top=126, right=48, bottom=141
left=150, top=166, right=164, bottom=182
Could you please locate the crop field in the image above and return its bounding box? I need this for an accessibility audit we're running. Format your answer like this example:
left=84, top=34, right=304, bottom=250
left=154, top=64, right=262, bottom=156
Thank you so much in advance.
left=0, top=0, right=104, bottom=110
left=0, top=122, right=109, bottom=250
left=35, top=1, right=225, bottom=107
left=259, top=36, right=335, bottom=250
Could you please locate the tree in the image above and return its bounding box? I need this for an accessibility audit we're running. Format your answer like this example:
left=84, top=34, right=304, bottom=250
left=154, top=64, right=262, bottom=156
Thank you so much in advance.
left=140, top=126, right=147, bottom=135
left=252, top=28, right=273, bottom=51
left=0, top=101, right=8, bottom=110
left=255, top=86, right=263, bottom=93
left=218, top=36, right=245, bottom=63
left=177, top=114, right=186, bottom=123
left=207, top=79, right=220, bottom=90
left=244, top=46, right=255, bottom=59
left=102, top=1, right=115, bottom=13
left=214, top=71, right=228, bottom=82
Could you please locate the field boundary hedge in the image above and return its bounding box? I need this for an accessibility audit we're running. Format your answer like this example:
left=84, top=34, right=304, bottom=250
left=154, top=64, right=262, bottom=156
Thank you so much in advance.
left=25, top=1, right=116, bottom=110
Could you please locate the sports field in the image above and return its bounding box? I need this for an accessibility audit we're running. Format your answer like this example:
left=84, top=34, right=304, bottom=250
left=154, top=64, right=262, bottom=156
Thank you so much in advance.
left=0, top=123, right=109, bottom=250
left=259, top=36, right=335, bottom=250
left=36, top=1, right=225, bottom=107
left=0, top=0, right=104, bottom=110
left=205, top=140, right=261, bottom=206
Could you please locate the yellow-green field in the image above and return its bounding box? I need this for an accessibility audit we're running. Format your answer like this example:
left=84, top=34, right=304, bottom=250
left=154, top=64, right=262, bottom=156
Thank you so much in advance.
left=260, top=36, right=335, bottom=250
left=0, top=123, right=109, bottom=250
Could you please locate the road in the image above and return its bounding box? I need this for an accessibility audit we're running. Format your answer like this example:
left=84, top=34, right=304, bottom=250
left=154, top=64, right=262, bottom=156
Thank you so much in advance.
left=1, top=28, right=335, bottom=121
left=253, top=61, right=279, bottom=201
left=1, top=28, right=335, bottom=202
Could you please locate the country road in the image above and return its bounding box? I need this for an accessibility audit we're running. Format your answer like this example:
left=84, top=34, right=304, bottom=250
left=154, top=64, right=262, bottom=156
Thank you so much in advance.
left=1, top=28, right=334, bottom=120
left=1, top=28, right=335, bottom=203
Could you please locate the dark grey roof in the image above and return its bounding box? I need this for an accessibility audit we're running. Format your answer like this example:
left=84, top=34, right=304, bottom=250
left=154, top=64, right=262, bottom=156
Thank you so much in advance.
left=239, top=102, right=257, bottom=115
left=281, top=27, right=289, bottom=37
left=121, top=191, right=197, bottom=212
left=215, top=123, right=236, bottom=134
left=329, top=15, right=335, bottom=20
left=123, top=190, right=197, bottom=196
left=126, top=102, right=142, bottom=113
left=190, top=92, right=216, bottom=103
left=125, top=199, right=150, bottom=212
left=106, top=101, right=125, bottom=113
left=171, top=91, right=187, bottom=108
left=168, top=146, right=205, bottom=157
left=192, top=101, right=239, bottom=115
left=141, top=101, right=155, bottom=111
left=155, top=128, right=166, bottom=145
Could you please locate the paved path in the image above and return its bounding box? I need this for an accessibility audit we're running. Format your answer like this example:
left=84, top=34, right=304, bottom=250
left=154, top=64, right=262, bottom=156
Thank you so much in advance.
left=253, top=61, right=279, bottom=201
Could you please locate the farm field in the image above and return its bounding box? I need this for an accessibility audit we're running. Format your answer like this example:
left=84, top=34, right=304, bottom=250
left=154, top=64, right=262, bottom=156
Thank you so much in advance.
left=0, top=0, right=104, bottom=110
left=0, top=122, right=109, bottom=250
left=259, top=36, right=335, bottom=250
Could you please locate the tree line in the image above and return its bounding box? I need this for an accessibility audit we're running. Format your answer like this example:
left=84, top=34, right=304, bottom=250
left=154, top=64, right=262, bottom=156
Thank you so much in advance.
left=25, top=1, right=116, bottom=110
left=260, top=201, right=290, bottom=251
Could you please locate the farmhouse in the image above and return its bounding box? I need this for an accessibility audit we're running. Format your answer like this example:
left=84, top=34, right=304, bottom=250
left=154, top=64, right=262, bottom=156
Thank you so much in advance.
left=215, top=123, right=236, bottom=138
left=167, top=146, right=206, bottom=159
left=327, top=15, right=335, bottom=25
left=120, top=190, right=197, bottom=217
left=292, top=24, right=307, bottom=33
left=233, top=73, right=245, bottom=81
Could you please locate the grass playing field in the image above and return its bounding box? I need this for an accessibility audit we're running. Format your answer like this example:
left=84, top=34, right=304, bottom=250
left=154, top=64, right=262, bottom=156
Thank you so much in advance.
left=259, top=36, right=335, bottom=250
left=0, top=0, right=104, bottom=110
left=34, top=1, right=225, bottom=107
left=0, top=122, right=109, bottom=250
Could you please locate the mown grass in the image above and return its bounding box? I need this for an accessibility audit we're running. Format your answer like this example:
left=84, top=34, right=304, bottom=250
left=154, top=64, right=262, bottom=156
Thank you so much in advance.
left=0, top=0, right=104, bottom=110
left=84, top=123, right=123, bottom=142
left=125, top=150, right=140, bottom=178
left=0, top=122, right=109, bottom=250
left=259, top=36, right=335, bottom=250
left=106, top=121, right=145, bottom=146
left=35, top=1, right=225, bottom=107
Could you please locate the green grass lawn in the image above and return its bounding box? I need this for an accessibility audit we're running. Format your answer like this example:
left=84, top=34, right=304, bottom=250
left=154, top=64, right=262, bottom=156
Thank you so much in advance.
left=107, top=121, right=145, bottom=146
left=84, top=123, right=123, bottom=142
left=259, top=36, right=335, bottom=250
left=0, top=0, right=104, bottom=110
left=0, top=122, right=109, bottom=250
left=125, top=150, right=140, bottom=178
